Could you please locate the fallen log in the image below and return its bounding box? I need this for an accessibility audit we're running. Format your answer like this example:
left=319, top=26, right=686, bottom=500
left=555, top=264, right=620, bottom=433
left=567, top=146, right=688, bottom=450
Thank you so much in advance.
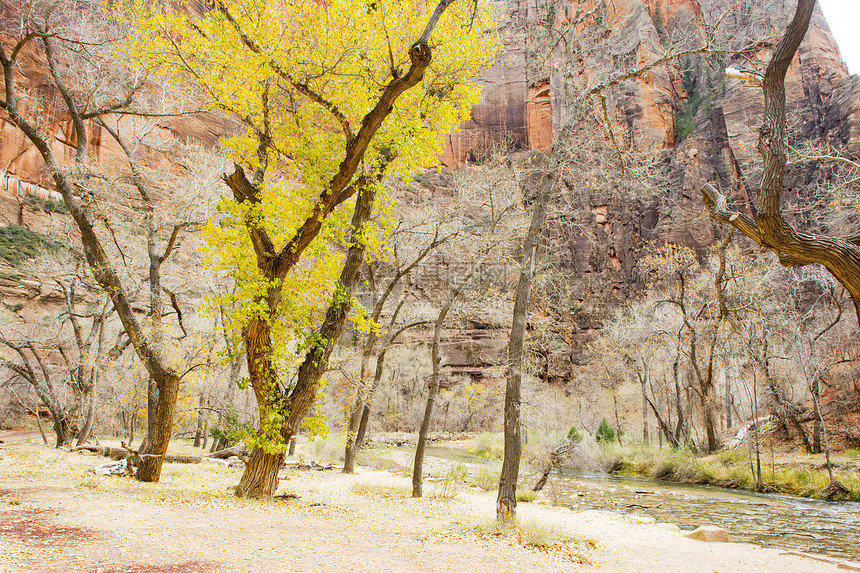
left=93, top=459, right=133, bottom=476
left=72, top=445, right=129, bottom=460
left=73, top=444, right=247, bottom=463
left=206, top=446, right=247, bottom=459
left=725, top=415, right=775, bottom=449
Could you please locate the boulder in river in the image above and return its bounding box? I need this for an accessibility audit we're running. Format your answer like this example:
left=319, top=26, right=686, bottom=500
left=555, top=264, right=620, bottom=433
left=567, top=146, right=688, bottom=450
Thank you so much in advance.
left=684, top=525, right=730, bottom=543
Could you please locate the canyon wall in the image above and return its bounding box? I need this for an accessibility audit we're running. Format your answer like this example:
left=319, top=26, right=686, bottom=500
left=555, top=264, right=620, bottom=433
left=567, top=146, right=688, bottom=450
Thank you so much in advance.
left=439, top=0, right=859, bottom=382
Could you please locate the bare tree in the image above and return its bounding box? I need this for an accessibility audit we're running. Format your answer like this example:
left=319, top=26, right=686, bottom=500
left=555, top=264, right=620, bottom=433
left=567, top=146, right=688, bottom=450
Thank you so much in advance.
left=0, top=1, right=216, bottom=480
left=702, top=0, right=860, bottom=324
left=342, top=219, right=451, bottom=473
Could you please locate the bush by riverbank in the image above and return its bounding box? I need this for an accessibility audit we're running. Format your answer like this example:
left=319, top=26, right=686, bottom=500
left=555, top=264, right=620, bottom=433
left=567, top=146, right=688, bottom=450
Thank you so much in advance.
left=601, top=444, right=860, bottom=502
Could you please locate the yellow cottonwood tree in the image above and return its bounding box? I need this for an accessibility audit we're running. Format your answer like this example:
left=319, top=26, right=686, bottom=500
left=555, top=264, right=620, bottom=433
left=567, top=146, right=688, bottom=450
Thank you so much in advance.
left=128, top=0, right=498, bottom=498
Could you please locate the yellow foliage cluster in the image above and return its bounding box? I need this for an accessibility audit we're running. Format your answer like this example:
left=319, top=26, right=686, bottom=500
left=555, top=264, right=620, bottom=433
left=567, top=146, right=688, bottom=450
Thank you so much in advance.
left=121, top=0, right=500, bottom=446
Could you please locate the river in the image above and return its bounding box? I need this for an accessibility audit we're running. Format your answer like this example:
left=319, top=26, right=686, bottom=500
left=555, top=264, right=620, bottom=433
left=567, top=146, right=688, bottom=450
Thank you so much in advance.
left=546, top=472, right=860, bottom=561
left=419, top=446, right=860, bottom=561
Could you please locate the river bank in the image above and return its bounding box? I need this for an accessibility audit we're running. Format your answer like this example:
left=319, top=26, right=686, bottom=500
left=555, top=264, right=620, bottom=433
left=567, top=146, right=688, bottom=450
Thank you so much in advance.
left=2, top=435, right=859, bottom=572
left=601, top=444, right=860, bottom=501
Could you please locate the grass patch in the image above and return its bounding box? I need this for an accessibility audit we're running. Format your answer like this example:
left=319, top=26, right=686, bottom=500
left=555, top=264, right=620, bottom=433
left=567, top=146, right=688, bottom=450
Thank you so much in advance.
left=431, top=462, right=468, bottom=499
left=516, top=490, right=537, bottom=502
left=602, top=444, right=860, bottom=501
left=474, top=462, right=501, bottom=492
left=468, top=519, right=596, bottom=563
left=360, top=453, right=408, bottom=473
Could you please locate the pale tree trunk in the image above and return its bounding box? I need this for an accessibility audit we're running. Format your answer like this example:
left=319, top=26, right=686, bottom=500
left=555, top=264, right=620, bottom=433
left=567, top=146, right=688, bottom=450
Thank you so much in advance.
left=413, top=262, right=482, bottom=498
left=639, top=372, right=649, bottom=444
left=413, top=299, right=453, bottom=498
left=497, top=156, right=555, bottom=521
left=725, top=370, right=732, bottom=429
left=34, top=404, right=48, bottom=445
left=811, top=375, right=822, bottom=453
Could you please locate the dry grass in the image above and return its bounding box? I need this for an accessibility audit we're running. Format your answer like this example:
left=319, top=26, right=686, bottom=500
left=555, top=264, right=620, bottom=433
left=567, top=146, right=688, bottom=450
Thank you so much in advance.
left=468, top=518, right=597, bottom=564
left=351, top=483, right=412, bottom=499
left=1, top=441, right=247, bottom=509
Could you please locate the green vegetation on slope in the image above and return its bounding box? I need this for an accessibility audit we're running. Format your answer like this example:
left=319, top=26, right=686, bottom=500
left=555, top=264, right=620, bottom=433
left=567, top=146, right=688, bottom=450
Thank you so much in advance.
left=0, top=225, right=59, bottom=267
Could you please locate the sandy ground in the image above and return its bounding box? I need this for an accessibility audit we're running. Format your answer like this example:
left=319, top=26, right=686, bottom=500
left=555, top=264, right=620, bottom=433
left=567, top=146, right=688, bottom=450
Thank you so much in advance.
left=1, top=435, right=858, bottom=573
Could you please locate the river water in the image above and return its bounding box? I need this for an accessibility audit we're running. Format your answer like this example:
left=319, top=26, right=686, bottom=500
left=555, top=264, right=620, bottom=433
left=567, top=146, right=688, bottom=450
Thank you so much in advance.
left=418, top=446, right=859, bottom=561
left=546, top=472, right=860, bottom=561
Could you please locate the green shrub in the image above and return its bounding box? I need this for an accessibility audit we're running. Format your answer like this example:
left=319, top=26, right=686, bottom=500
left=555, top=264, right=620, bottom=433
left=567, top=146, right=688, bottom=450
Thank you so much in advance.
left=468, top=432, right=503, bottom=459
left=516, top=489, right=537, bottom=502
left=23, top=194, right=68, bottom=215
left=595, top=417, right=616, bottom=444
left=566, top=425, right=582, bottom=443
left=209, top=407, right=253, bottom=449
left=0, top=225, right=59, bottom=267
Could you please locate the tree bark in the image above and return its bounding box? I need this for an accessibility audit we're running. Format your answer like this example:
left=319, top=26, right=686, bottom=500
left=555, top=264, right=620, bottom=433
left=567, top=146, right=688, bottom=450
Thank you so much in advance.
left=497, top=156, right=555, bottom=521
left=136, top=372, right=180, bottom=482
left=236, top=447, right=285, bottom=499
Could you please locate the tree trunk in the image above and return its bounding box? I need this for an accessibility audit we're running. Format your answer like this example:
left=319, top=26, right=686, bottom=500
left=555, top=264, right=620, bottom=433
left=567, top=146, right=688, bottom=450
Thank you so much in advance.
left=725, top=370, right=733, bottom=429
left=194, top=402, right=205, bottom=448
left=639, top=375, right=649, bottom=445
left=237, top=184, right=377, bottom=498
left=76, top=399, right=95, bottom=447
left=355, top=404, right=371, bottom=449
left=343, top=405, right=364, bottom=474
left=136, top=373, right=180, bottom=482
left=700, top=389, right=719, bottom=454
left=34, top=404, right=48, bottom=445
left=413, top=307, right=450, bottom=498
left=811, top=375, right=822, bottom=453
left=497, top=155, right=554, bottom=522
left=50, top=409, right=73, bottom=448
left=202, top=418, right=210, bottom=450
left=236, top=447, right=286, bottom=499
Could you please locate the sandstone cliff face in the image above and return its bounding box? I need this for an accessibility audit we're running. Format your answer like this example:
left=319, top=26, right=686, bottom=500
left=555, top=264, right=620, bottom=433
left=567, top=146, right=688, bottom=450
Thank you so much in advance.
left=443, top=0, right=858, bottom=382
